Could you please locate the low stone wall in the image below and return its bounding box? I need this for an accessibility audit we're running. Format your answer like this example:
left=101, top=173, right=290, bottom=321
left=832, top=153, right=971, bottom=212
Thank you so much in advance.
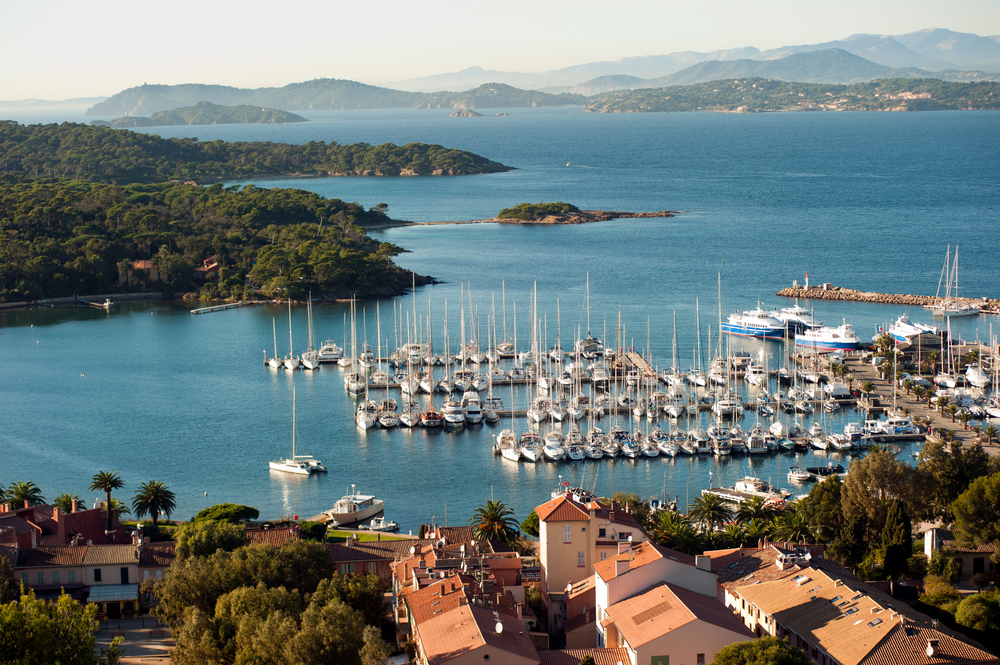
left=775, top=285, right=1000, bottom=315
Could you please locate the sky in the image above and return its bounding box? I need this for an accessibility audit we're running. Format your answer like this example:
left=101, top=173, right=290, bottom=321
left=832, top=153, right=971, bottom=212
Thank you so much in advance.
left=3, top=0, right=999, bottom=100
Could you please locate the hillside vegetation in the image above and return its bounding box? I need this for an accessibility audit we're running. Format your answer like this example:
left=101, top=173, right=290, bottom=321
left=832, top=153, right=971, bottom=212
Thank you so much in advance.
left=0, top=178, right=423, bottom=302
left=100, top=102, right=307, bottom=127
left=0, top=121, right=512, bottom=185
left=584, top=77, right=1000, bottom=113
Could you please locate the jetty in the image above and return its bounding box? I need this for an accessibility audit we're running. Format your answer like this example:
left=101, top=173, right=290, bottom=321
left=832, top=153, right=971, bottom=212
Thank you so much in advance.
left=191, top=302, right=248, bottom=315
left=775, top=283, right=1000, bottom=315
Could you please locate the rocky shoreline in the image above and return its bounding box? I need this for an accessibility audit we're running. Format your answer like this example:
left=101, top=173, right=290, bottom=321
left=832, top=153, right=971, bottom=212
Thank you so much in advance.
left=775, top=285, right=1000, bottom=315
left=412, top=210, right=679, bottom=226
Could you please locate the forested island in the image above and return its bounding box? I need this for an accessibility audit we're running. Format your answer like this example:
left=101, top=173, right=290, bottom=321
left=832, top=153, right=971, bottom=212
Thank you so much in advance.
left=584, top=77, right=1000, bottom=113
left=0, top=178, right=431, bottom=302
left=0, top=121, right=512, bottom=185
left=90, top=102, right=308, bottom=128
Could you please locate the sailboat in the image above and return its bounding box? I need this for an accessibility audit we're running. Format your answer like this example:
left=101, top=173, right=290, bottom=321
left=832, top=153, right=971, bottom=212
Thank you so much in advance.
left=270, top=387, right=325, bottom=474
left=283, top=300, right=301, bottom=370
left=925, top=245, right=980, bottom=317
left=301, top=294, right=320, bottom=370
left=268, top=319, right=282, bottom=369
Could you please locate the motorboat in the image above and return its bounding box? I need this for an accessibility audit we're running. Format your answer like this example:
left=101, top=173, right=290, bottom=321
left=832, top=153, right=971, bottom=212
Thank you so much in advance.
left=442, top=400, right=466, bottom=428
left=361, top=516, right=399, bottom=532
left=794, top=320, right=859, bottom=352
left=787, top=466, right=813, bottom=482
left=966, top=364, right=990, bottom=389
left=886, top=315, right=940, bottom=346
left=462, top=392, right=484, bottom=424
left=323, top=485, right=384, bottom=527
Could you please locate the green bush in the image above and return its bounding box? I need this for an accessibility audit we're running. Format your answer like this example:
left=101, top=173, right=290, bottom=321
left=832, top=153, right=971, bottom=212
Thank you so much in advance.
left=497, top=202, right=580, bottom=220
left=955, top=592, right=1000, bottom=632
left=298, top=521, right=327, bottom=542
left=193, top=503, right=259, bottom=524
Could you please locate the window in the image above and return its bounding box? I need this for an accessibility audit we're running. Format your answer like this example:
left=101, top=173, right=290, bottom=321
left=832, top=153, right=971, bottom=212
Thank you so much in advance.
left=368, top=562, right=377, bottom=573
left=36, top=572, right=44, bottom=584
left=599, top=527, right=606, bottom=538
left=68, top=570, right=75, bottom=583
left=21, top=573, right=27, bottom=584
left=340, top=563, right=355, bottom=575
left=143, top=570, right=150, bottom=580
left=599, top=551, right=607, bottom=561
left=697, top=655, right=706, bottom=665
left=577, top=551, right=585, bottom=567
left=563, top=525, right=572, bottom=543
left=94, top=569, right=102, bottom=582
left=618, top=531, right=631, bottom=540
left=52, top=571, right=60, bottom=584
left=155, top=570, right=163, bottom=580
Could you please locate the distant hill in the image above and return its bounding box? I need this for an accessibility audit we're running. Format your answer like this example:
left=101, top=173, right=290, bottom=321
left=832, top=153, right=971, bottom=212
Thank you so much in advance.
left=893, top=28, right=1000, bottom=71
left=101, top=102, right=307, bottom=127
left=87, top=81, right=584, bottom=116
left=0, top=96, right=107, bottom=110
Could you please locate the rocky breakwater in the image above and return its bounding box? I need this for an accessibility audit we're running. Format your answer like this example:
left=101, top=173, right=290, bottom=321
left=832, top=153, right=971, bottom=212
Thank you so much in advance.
left=775, top=284, right=1000, bottom=315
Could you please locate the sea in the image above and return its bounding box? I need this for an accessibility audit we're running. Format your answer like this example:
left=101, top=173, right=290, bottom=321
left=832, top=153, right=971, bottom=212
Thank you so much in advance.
left=1, top=106, right=998, bottom=532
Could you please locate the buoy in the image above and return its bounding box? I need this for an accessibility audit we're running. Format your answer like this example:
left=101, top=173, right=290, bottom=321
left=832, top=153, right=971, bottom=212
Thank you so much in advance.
left=81, top=374, right=84, bottom=378
left=37, top=341, right=40, bottom=344
left=204, top=492, right=208, bottom=496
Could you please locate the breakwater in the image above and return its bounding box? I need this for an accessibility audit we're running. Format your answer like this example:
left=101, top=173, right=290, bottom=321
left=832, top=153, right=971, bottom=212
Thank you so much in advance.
left=775, top=285, right=1000, bottom=315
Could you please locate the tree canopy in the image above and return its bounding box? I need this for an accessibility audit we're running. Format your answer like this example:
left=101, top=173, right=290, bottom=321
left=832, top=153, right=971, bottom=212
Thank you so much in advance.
left=195, top=503, right=261, bottom=524
left=710, top=635, right=810, bottom=665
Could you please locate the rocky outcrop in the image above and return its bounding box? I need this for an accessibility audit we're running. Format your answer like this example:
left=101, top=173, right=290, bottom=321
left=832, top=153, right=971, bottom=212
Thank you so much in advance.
left=775, top=285, right=1000, bottom=315
left=448, top=109, right=483, bottom=117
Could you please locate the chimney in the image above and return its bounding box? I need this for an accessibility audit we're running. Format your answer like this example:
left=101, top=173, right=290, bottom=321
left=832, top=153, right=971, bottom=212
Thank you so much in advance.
left=615, top=558, right=630, bottom=577
left=618, top=541, right=631, bottom=556
left=695, top=555, right=712, bottom=572
left=71, top=498, right=79, bottom=513
left=516, top=602, right=523, bottom=621
left=24, top=501, right=30, bottom=510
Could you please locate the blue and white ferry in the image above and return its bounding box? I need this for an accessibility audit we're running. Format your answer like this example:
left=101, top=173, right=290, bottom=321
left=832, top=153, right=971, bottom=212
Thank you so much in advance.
left=721, top=307, right=785, bottom=339
left=794, top=321, right=859, bottom=352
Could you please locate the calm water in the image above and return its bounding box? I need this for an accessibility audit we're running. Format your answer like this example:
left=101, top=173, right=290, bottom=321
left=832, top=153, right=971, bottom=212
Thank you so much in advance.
left=2, top=108, right=998, bottom=530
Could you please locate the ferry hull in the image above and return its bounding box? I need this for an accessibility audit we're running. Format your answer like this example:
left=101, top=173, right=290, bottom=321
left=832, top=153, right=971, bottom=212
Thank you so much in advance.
left=720, top=324, right=784, bottom=339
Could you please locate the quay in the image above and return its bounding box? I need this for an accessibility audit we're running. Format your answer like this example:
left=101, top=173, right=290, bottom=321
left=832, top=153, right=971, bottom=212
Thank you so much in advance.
left=191, top=302, right=248, bottom=315
left=775, top=283, right=1000, bottom=315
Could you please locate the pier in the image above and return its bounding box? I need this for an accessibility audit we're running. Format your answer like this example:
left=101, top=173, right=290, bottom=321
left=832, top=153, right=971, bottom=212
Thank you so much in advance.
left=191, top=302, right=248, bottom=315
left=775, top=284, right=1000, bottom=315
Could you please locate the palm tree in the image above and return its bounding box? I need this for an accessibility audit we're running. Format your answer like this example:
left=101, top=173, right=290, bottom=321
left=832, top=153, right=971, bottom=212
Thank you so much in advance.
left=89, top=471, right=125, bottom=543
left=664, top=523, right=706, bottom=556
left=721, top=523, right=747, bottom=548
left=735, top=496, right=775, bottom=525
left=469, top=499, right=519, bottom=544
left=4, top=481, right=45, bottom=507
left=743, top=518, right=773, bottom=546
left=902, top=379, right=913, bottom=396
left=860, top=381, right=875, bottom=401
left=53, top=493, right=81, bottom=514
left=650, top=510, right=692, bottom=548
left=959, top=412, right=972, bottom=430
left=936, top=395, right=950, bottom=416
left=132, top=480, right=176, bottom=527
left=109, top=498, right=132, bottom=518
left=946, top=404, right=958, bottom=423
left=924, top=350, right=940, bottom=375
left=984, top=424, right=998, bottom=446
left=688, top=494, right=734, bottom=533
left=772, top=510, right=814, bottom=544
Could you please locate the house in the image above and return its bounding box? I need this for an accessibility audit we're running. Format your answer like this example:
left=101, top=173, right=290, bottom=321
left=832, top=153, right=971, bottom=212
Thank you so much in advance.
left=536, top=492, right=646, bottom=631
left=138, top=541, right=176, bottom=583
left=194, top=255, right=223, bottom=280
left=325, top=542, right=393, bottom=577
left=924, top=527, right=995, bottom=577
left=117, top=259, right=161, bottom=286
left=719, top=545, right=998, bottom=665
left=0, top=501, right=127, bottom=548
left=601, top=582, right=753, bottom=665
left=412, top=602, right=540, bottom=665
left=13, top=545, right=88, bottom=600
left=593, top=541, right=718, bottom=648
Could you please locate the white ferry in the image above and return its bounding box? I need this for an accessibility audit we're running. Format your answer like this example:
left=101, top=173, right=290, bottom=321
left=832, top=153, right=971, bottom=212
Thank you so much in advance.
left=720, top=306, right=785, bottom=339
left=769, top=303, right=822, bottom=332
left=794, top=320, right=859, bottom=352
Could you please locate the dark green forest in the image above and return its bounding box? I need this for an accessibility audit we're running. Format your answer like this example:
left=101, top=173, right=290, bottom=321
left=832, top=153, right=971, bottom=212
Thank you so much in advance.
left=497, top=202, right=581, bottom=220
left=99, top=102, right=308, bottom=128
left=0, top=178, right=423, bottom=302
left=0, top=121, right=512, bottom=185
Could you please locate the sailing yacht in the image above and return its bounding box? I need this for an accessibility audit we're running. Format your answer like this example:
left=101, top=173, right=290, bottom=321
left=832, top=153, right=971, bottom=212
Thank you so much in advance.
left=925, top=245, right=981, bottom=317
left=270, top=388, right=322, bottom=475
left=301, top=295, right=320, bottom=370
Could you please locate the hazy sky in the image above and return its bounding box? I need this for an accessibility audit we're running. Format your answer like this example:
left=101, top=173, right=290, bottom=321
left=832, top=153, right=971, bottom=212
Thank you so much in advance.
left=4, top=0, right=998, bottom=99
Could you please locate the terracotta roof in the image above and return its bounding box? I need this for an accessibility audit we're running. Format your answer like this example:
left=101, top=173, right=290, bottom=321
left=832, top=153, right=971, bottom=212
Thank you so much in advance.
left=603, top=582, right=752, bottom=648
left=138, top=542, right=176, bottom=567
left=536, top=495, right=590, bottom=523
left=592, top=541, right=694, bottom=582
left=416, top=602, right=539, bottom=665
left=349, top=538, right=439, bottom=560
left=861, top=621, right=998, bottom=665
left=246, top=527, right=299, bottom=548
left=325, top=543, right=389, bottom=563
left=16, top=546, right=87, bottom=567
left=485, top=557, right=523, bottom=570
left=404, top=575, right=472, bottom=626
left=567, top=575, right=594, bottom=600
left=435, top=526, right=474, bottom=543
left=538, top=648, right=630, bottom=665
left=83, top=545, right=139, bottom=566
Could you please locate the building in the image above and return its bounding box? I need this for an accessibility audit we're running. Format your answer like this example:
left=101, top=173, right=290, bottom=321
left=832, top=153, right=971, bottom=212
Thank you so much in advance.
left=194, top=255, right=223, bottom=280
left=716, top=544, right=998, bottom=665
left=412, top=602, right=540, bottom=665
left=0, top=501, right=127, bottom=548
left=536, top=493, right=646, bottom=631
left=925, top=527, right=995, bottom=577
left=593, top=541, right=718, bottom=648
left=601, top=582, right=754, bottom=665
left=117, top=259, right=161, bottom=286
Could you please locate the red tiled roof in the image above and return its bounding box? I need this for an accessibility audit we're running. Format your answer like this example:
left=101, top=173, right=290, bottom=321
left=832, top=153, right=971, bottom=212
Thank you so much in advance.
left=82, top=545, right=140, bottom=566
left=246, top=527, right=299, bottom=548
left=404, top=575, right=472, bottom=626
left=325, top=543, right=388, bottom=563
left=933, top=528, right=998, bottom=554
left=860, top=622, right=998, bottom=665
left=416, top=603, right=539, bottom=665
left=539, top=648, right=629, bottom=665
left=16, top=546, right=87, bottom=567
left=536, top=495, right=590, bottom=523
left=138, top=542, right=176, bottom=567
left=592, top=541, right=693, bottom=582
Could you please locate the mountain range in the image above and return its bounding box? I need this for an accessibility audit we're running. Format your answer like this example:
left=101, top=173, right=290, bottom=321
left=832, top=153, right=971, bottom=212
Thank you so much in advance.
left=386, top=29, right=1000, bottom=92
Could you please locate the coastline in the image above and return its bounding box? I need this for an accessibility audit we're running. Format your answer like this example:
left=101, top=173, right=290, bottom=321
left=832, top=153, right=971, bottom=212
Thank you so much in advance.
left=365, top=209, right=679, bottom=230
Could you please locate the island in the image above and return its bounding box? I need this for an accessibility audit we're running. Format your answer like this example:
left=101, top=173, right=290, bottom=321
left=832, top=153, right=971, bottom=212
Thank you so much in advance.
left=0, top=120, right=514, bottom=185
left=92, top=102, right=308, bottom=128
left=385, top=203, right=679, bottom=227
left=448, top=109, right=483, bottom=117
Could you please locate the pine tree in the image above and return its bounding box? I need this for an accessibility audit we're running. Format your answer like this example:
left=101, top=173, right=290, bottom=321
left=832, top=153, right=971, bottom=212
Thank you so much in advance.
left=881, top=499, right=912, bottom=579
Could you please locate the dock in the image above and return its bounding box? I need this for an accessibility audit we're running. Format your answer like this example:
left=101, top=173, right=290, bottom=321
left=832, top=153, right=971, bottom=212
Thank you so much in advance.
left=191, top=302, right=248, bottom=315
left=775, top=283, right=1000, bottom=315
